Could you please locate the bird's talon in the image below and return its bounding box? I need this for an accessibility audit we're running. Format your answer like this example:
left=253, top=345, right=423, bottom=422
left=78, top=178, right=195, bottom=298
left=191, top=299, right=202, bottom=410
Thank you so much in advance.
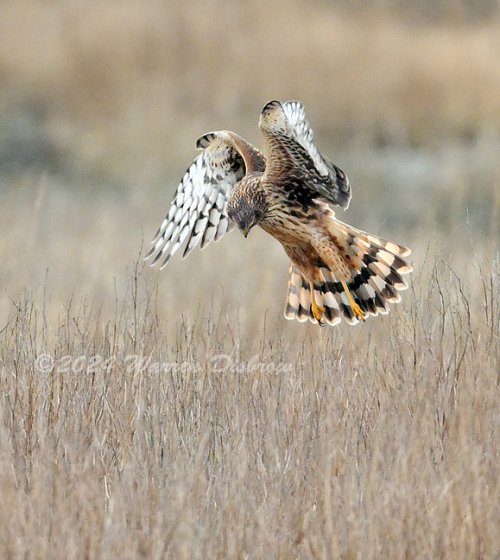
left=351, top=302, right=366, bottom=321
left=311, top=304, right=325, bottom=323
left=309, top=283, right=325, bottom=323
left=341, top=280, right=366, bottom=322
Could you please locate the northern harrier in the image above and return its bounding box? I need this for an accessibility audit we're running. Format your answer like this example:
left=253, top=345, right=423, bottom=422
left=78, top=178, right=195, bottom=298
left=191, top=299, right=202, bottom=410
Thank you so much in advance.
left=146, top=100, right=412, bottom=326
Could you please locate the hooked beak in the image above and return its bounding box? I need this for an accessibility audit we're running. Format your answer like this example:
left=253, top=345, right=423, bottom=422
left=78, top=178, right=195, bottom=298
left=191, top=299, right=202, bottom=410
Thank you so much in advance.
left=242, top=227, right=250, bottom=238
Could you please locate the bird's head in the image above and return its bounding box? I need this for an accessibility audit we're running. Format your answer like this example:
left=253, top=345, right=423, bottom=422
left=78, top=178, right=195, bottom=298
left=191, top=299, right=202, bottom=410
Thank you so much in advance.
left=227, top=183, right=268, bottom=238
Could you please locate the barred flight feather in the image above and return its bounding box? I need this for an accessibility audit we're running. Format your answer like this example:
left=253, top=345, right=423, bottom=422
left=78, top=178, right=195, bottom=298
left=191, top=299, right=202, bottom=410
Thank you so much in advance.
left=261, top=100, right=351, bottom=208
left=145, top=131, right=264, bottom=268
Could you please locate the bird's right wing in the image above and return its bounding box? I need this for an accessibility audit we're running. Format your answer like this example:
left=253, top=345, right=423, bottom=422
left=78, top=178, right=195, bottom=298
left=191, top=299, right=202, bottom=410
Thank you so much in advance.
left=146, top=131, right=264, bottom=268
left=259, top=100, right=351, bottom=208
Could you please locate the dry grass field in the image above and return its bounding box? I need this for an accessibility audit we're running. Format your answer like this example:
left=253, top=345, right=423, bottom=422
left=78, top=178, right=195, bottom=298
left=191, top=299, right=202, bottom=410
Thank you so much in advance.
left=0, top=1, right=499, bottom=558
left=0, top=234, right=498, bottom=558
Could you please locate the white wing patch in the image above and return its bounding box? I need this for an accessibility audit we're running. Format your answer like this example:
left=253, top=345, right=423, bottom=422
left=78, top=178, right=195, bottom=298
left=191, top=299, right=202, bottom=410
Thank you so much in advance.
left=146, top=134, right=244, bottom=268
left=263, top=100, right=352, bottom=208
left=281, top=101, right=330, bottom=176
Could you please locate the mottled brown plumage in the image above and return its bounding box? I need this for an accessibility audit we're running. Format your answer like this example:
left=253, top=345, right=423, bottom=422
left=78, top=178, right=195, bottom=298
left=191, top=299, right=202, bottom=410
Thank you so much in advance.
left=147, top=100, right=412, bottom=326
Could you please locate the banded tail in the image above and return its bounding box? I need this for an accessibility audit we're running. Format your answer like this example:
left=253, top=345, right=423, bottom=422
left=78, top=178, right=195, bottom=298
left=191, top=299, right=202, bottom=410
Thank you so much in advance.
left=284, top=220, right=412, bottom=326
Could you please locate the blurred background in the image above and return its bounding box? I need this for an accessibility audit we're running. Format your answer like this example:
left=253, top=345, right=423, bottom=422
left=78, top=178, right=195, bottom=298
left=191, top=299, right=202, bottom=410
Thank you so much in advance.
left=1, top=0, right=498, bottom=328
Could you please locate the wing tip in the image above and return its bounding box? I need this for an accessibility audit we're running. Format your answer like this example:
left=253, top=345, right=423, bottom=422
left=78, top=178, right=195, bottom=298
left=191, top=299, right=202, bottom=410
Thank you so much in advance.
left=196, top=132, right=217, bottom=150
left=283, top=99, right=304, bottom=110
left=261, top=100, right=282, bottom=114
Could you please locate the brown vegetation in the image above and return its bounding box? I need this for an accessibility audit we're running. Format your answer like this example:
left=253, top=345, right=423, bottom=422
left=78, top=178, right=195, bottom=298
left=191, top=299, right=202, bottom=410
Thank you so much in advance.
left=0, top=248, right=498, bottom=558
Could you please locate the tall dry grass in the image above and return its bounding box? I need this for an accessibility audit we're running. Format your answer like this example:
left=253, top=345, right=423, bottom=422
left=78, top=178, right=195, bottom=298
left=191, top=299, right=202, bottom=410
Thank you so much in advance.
left=0, top=243, right=498, bottom=558
left=0, top=167, right=498, bottom=559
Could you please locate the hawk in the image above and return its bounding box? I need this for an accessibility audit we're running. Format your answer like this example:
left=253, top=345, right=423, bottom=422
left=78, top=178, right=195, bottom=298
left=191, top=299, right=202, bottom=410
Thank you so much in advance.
left=146, top=100, right=412, bottom=326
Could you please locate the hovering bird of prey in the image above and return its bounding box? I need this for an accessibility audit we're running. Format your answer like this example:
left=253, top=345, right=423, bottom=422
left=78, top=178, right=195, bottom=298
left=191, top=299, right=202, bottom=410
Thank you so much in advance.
left=146, top=100, right=412, bottom=326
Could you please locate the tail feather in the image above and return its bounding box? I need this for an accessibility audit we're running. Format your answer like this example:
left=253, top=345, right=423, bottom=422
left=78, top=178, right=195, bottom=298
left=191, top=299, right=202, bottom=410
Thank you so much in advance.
left=285, top=265, right=342, bottom=326
left=284, top=266, right=310, bottom=323
left=284, top=220, right=412, bottom=326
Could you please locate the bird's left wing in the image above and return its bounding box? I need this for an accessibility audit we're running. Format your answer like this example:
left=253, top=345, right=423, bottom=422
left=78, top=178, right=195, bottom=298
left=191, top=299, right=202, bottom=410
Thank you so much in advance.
left=146, top=131, right=264, bottom=268
left=260, top=100, right=351, bottom=208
